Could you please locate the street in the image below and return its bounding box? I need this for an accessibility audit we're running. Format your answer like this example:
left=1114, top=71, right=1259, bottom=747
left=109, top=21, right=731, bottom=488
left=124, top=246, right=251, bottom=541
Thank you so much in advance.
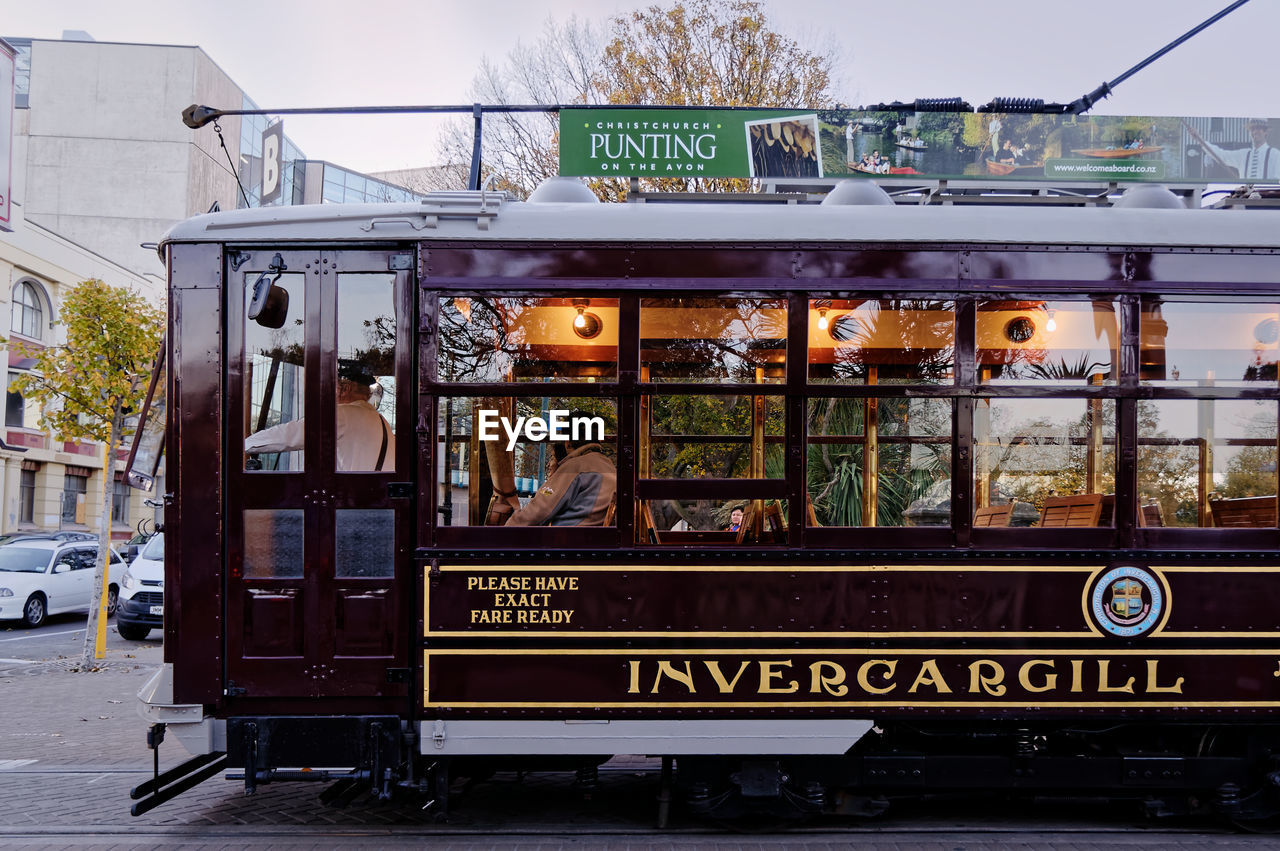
left=0, top=618, right=1276, bottom=848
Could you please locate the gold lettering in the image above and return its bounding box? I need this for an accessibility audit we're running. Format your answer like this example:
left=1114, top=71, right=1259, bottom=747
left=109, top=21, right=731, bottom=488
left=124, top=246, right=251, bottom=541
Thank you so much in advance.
left=808, top=661, right=849, bottom=696
left=857, top=659, right=898, bottom=694
left=1097, top=659, right=1136, bottom=693
left=968, top=660, right=1007, bottom=696
left=705, top=660, right=751, bottom=694
left=907, top=659, right=952, bottom=694
left=1070, top=659, right=1084, bottom=693
left=627, top=660, right=640, bottom=694
left=652, top=661, right=696, bottom=694
left=1145, top=659, right=1184, bottom=694
left=759, top=660, right=800, bottom=694
left=1018, top=659, right=1058, bottom=693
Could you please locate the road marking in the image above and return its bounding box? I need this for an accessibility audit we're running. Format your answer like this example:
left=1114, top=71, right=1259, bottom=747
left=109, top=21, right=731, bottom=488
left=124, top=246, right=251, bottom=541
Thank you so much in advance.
left=0, top=657, right=35, bottom=663
left=0, top=628, right=85, bottom=642
left=0, top=759, right=37, bottom=771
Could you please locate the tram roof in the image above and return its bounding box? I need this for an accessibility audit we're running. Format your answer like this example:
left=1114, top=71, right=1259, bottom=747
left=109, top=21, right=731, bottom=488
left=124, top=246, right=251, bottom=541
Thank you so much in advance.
left=161, top=195, right=1280, bottom=251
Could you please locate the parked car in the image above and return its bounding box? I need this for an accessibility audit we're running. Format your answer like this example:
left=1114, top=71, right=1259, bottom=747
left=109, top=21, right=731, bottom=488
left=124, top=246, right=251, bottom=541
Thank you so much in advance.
left=121, top=531, right=155, bottom=563
left=0, top=538, right=124, bottom=627
left=116, top=532, right=163, bottom=640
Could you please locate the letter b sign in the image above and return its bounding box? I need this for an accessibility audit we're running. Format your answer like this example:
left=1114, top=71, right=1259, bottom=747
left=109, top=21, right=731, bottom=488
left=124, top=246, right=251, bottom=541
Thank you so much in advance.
left=261, top=123, right=284, bottom=204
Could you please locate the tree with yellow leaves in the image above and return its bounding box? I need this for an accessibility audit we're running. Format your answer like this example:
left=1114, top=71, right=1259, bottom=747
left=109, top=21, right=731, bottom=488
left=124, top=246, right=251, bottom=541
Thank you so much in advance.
left=440, top=0, right=836, bottom=199
left=9, top=280, right=164, bottom=670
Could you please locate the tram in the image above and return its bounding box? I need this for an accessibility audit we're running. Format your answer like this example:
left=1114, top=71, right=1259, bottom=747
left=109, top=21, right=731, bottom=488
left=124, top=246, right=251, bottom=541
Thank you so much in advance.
left=128, top=177, right=1280, bottom=823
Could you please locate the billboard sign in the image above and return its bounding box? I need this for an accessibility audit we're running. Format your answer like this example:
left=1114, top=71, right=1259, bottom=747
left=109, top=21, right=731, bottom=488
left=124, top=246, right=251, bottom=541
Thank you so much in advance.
left=0, top=39, right=15, bottom=231
left=559, top=108, right=1280, bottom=184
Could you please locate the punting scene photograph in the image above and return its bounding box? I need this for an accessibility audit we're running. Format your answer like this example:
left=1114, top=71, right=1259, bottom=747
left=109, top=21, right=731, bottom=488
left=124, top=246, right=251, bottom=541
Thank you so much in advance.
left=2, top=0, right=1280, bottom=847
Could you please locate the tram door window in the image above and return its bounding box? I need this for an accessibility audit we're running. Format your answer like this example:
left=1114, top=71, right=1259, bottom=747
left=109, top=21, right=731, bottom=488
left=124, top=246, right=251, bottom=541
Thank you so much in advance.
left=436, top=395, right=618, bottom=527
left=1137, top=399, right=1278, bottom=528
left=977, top=299, right=1118, bottom=384
left=227, top=250, right=409, bottom=701
left=243, top=273, right=307, bottom=471
left=335, top=274, right=396, bottom=472
left=972, top=398, right=1116, bottom=527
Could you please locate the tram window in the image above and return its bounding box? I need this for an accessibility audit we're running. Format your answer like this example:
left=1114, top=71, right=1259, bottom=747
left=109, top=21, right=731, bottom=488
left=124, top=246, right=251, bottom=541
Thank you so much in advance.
left=646, top=395, right=784, bottom=479
left=808, top=299, right=954, bottom=384
left=972, top=398, right=1116, bottom=526
left=1137, top=399, right=1278, bottom=528
left=244, top=273, right=306, bottom=472
left=437, top=296, right=618, bottom=383
left=641, top=297, right=785, bottom=383
left=807, top=397, right=952, bottom=527
left=243, top=509, right=304, bottom=578
left=1141, top=301, right=1280, bottom=385
left=977, top=300, right=1117, bottom=384
left=640, top=499, right=789, bottom=544
left=335, top=509, right=394, bottom=577
left=337, top=273, right=396, bottom=472
left=436, top=396, right=617, bottom=527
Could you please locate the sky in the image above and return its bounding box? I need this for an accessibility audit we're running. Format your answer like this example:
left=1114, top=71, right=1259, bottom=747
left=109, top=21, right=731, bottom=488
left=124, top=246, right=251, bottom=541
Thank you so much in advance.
left=6, top=0, right=1280, bottom=175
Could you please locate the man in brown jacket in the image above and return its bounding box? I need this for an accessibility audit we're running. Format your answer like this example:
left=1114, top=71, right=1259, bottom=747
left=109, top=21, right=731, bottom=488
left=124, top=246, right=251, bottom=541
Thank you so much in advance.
left=506, top=436, right=616, bottom=527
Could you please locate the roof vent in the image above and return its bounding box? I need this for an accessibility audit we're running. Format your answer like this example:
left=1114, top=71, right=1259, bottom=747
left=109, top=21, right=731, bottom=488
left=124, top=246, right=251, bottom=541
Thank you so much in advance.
left=527, top=177, right=600, bottom=204
left=821, top=180, right=894, bottom=206
left=1112, top=185, right=1185, bottom=209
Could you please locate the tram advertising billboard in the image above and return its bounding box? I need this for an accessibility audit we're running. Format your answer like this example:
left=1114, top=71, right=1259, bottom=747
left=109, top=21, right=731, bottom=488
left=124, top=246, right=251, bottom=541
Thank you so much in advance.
left=558, top=108, right=1280, bottom=183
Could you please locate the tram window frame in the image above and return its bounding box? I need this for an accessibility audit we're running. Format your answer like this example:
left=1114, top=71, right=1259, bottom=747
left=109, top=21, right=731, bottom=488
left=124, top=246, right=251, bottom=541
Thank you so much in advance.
left=422, top=286, right=1280, bottom=550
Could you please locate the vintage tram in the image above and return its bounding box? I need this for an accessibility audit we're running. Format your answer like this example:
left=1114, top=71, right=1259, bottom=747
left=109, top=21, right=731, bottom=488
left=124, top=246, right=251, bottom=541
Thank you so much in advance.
left=129, top=177, right=1280, bottom=823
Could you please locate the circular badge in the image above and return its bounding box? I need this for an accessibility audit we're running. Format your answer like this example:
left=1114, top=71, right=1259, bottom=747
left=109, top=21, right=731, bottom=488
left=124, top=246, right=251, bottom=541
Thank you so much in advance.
left=1088, top=565, right=1166, bottom=638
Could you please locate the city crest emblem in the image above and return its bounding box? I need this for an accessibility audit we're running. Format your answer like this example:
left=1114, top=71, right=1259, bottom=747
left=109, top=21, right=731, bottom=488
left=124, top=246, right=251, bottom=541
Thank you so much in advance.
left=1087, top=566, right=1167, bottom=638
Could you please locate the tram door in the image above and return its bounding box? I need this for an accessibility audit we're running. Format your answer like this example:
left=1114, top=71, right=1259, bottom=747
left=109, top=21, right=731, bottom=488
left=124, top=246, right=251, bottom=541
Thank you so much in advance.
left=226, top=249, right=412, bottom=700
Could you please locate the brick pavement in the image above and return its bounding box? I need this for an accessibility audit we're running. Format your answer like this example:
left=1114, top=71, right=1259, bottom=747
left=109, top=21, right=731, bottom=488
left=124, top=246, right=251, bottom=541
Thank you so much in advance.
left=2, top=635, right=1278, bottom=847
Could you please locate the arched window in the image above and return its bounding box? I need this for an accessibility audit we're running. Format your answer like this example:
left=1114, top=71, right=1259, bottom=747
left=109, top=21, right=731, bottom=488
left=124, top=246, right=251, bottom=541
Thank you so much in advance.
left=11, top=280, right=46, bottom=340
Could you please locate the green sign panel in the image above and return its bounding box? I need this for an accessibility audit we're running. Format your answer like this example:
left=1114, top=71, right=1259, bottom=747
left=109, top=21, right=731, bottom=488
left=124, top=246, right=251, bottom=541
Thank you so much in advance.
left=558, top=108, right=1279, bottom=183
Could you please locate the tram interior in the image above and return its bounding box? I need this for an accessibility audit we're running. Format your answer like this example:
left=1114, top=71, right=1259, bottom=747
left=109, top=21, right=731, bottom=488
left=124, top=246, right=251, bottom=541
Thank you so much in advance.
left=432, top=295, right=1278, bottom=537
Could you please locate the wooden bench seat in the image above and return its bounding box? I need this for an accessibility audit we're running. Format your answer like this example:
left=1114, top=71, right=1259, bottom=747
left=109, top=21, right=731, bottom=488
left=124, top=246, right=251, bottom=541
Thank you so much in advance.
left=1038, top=494, right=1103, bottom=527
left=1210, top=496, right=1278, bottom=528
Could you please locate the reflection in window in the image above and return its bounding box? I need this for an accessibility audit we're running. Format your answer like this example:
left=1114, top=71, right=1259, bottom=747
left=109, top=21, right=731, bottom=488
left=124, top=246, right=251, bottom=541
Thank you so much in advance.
left=336, top=510, right=395, bottom=577
left=809, top=299, right=953, bottom=384
left=808, top=397, right=951, bottom=526
left=1141, top=301, right=1280, bottom=385
left=1137, top=400, right=1278, bottom=528
left=646, top=395, right=783, bottom=479
left=973, top=398, right=1115, bottom=527
left=243, top=509, right=304, bottom=578
left=641, top=297, right=785, bottom=383
left=978, top=300, right=1117, bottom=384
left=244, top=273, right=306, bottom=471
left=437, top=396, right=617, bottom=526
left=438, top=297, right=618, bottom=383
left=337, top=274, right=396, bottom=472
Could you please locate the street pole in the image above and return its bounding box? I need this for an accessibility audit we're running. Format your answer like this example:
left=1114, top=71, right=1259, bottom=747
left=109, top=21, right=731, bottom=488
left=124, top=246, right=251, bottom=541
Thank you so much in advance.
left=94, top=440, right=110, bottom=659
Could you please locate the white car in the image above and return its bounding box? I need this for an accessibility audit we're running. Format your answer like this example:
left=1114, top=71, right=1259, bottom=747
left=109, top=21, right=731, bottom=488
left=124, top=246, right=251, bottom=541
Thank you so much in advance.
left=116, top=532, right=163, bottom=640
left=0, top=537, right=124, bottom=628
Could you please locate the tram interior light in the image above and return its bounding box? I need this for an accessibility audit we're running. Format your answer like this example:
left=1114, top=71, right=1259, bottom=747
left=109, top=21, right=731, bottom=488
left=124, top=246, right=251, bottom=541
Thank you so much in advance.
left=1045, top=309, right=1057, bottom=333
left=818, top=307, right=830, bottom=331
left=572, top=298, right=590, bottom=330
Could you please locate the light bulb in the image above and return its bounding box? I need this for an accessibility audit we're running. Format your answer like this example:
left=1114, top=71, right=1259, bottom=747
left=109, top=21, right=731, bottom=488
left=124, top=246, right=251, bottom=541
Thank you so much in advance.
left=574, top=308, right=586, bottom=329
left=1045, top=309, right=1057, bottom=333
left=817, top=308, right=829, bottom=331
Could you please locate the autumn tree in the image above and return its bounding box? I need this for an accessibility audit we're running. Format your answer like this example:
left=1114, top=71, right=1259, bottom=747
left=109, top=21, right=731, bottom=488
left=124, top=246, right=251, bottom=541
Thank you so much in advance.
left=440, top=0, right=837, bottom=198
left=9, top=280, right=164, bottom=670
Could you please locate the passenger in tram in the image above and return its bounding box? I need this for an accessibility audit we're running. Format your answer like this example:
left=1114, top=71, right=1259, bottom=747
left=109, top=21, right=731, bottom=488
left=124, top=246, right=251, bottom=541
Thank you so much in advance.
left=244, top=362, right=394, bottom=472
left=505, top=417, right=616, bottom=526
left=727, top=506, right=745, bottom=532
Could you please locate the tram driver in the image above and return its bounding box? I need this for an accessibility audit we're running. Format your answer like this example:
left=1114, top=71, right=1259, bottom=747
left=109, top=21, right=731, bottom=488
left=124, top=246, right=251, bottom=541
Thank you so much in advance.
left=245, top=362, right=394, bottom=472
left=505, top=414, right=616, bottom=526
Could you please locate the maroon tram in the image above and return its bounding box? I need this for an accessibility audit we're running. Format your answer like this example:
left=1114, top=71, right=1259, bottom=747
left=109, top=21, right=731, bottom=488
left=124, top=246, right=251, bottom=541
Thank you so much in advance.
left=128, top=178, right=1280, bottom=823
